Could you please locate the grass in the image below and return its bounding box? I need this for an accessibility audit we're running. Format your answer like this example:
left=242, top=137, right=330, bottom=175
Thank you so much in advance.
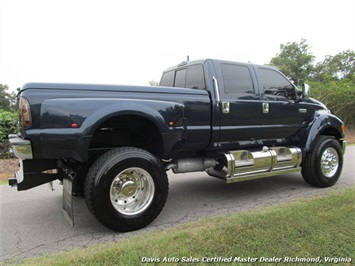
left=4, top=187, right=354, bottom=266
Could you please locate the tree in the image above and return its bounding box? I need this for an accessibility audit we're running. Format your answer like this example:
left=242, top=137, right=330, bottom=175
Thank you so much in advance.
left=269, top=39, right=315, bottom=85
left=149, top=80, right=160, bottom=86
left=269, top=40, right=354, bottom=127
left=0, top=84, right=16, bottom=111
left=313, top=50, right=355, bottom=81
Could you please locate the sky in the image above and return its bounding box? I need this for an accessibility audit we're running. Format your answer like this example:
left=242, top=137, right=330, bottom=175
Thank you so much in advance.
left=1, top=0, right=354, bottom=92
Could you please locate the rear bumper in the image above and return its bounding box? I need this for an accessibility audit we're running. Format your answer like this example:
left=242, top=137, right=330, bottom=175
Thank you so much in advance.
left=8, top=134, right=33, bottom=160
left=8, top=134, right=65, bottom=190
left=8, top=134, right=33, bottom=188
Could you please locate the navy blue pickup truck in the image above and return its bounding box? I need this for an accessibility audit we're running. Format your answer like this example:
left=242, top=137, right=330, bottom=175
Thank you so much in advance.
left=9, top=59, right=347, bottom=231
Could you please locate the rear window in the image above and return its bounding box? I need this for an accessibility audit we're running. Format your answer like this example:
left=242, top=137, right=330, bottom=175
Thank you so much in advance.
left=160, top=70, right=174, bottom=87
left=175, top=69, right=187, bottom=88
left=159, top=64, right=206, bottom=89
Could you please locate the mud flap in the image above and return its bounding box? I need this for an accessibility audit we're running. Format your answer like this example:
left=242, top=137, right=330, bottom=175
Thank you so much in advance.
left=63, top=177, right=74, bottom=226
left=47, top=181, right=54, bottom=191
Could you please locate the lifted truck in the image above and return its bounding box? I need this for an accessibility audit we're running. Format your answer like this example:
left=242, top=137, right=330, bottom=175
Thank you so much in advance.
left=9, top=59, right=347, bottom=232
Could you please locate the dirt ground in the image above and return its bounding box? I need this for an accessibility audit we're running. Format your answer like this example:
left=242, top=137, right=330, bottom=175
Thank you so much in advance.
left=0, top=158, right=18, bottom=181
left=347, top=128, right=355, bottom=145
left=1, top=129, right=354, bottom=182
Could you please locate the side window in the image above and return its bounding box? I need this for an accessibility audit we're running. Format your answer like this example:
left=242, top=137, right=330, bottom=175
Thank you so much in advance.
left=175, top=69, right=187, bottom=88
left=160, top=70, right=174, bottom=87
left=221, top=64, right=254, bottom=94
left=185, top=64, right=206, bottom=89
left=258, top=68, right=296, bottom=100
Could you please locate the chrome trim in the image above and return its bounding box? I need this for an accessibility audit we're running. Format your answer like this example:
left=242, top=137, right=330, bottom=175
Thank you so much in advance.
left=320, top=147, right=339, bottom=178
left=226, top=167, right=302, bottom=184
left=110, top=167, right=155, bottom=216
left=222, top=102, right=230, bottom=114
left=302, top=83, right=311, bottom=100
left=8, top=135, right=33, bottom=160
left=225, top=153, right=235, bottom=178
left=207, top=146, right=303, bottom=182
left=14, top=160, right=24, bottom=184
left=341, top=139, right=347, bottom=154
left=262, top=102, right=269, bottom=113
left=212, top=76, right=220, bottom=107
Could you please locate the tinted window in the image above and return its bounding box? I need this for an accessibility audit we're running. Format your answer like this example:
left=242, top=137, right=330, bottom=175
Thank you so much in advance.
left=160, top=70, right=174, bottom=87
left=221, top=64, right=254, bottom=94
left=175, top=69, right=186, bottom=88
left=186, top=64, right=205, bottom=89
left=258, top=68, right=295, bottom=100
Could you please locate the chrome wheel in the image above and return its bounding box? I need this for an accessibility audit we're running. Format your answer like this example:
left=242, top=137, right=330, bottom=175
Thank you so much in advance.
left=110, top=167, right=155, bottom=216
left=320, top=147, right=339, bottom=178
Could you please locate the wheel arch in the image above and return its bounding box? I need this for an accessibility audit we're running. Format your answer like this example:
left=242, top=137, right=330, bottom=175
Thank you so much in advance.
left=304, top=113, right=345, bottom=153
left=88, top=111, right=166, bottom=159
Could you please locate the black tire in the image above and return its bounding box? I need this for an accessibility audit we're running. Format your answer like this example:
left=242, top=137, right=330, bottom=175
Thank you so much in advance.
left=84, top=147, right=169, bottom=232
left=301, top=136, right=343, bottom=187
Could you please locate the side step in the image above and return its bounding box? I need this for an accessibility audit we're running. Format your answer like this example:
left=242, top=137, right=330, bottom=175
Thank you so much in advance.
left=207, top=146, right=302, bottom=183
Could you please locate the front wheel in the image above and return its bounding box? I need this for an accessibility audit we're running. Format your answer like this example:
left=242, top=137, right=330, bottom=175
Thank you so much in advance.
left=301, top=136, right=343, bottom=187
left=84, top=147, right=169, bottom=232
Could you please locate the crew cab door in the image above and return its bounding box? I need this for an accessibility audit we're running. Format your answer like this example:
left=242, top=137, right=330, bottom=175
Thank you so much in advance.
left=255, top=66, right=312, bottom=145
left=216, top=62, right=262, bottom=149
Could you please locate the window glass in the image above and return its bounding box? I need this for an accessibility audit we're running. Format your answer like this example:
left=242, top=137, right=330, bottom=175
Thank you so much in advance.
left=258, top=68, right=295, bottom=100
left=160, top=70, right=174, bottom=87
left=186, top=65, right=206, bottom=89
left=221, top=64, right=254, bottom=94
left=175, top=69, right=187, bottom=88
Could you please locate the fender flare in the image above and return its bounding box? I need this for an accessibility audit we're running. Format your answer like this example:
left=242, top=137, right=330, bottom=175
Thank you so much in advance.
left=82, top=100, right=181, bottom=136
left=304, top=111, right=344, bottom=153
left=79, top=99, right=186, bottom=159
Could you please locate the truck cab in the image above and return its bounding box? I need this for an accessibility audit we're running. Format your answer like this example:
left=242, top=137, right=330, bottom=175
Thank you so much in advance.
left=159, top=59, right=331, bottom=151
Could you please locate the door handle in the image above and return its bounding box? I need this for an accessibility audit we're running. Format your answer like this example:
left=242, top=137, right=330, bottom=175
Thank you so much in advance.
left=263, top=103, right=269, bottom=113
left=222, top=102, right=230, bottom=113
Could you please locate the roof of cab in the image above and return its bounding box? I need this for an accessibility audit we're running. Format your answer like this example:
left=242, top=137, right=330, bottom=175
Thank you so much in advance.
left=162, top=58, right=278, bottom=73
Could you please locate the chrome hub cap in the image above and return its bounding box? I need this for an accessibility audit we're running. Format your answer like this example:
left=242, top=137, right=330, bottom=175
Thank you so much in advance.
left=320, top=147, right=339, bottom=178
left=110, top=167, right=155, bottom=216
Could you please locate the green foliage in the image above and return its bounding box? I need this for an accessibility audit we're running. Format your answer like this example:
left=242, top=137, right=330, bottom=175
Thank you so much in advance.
left=149, top=80, right=160, bottom=86
left=309, top=79, right=355, bottom=127
left=270, top=39, right=315, bottom=85
left=0, top=109, right=18, bottom=159
left=270, top=39, right=354, bottom=127
left=0, top=84, right=17, bottom=111
left=0, top=109, right=18, bottom=139
left=313, top=50, right=355, bottom=82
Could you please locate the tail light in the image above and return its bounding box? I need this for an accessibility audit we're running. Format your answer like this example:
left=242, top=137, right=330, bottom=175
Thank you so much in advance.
left=19, top=97, right=32, bottom=127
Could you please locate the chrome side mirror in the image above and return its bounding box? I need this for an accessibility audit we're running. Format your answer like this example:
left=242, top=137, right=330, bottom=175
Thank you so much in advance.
left=302, top=83, right=310, bottom=100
